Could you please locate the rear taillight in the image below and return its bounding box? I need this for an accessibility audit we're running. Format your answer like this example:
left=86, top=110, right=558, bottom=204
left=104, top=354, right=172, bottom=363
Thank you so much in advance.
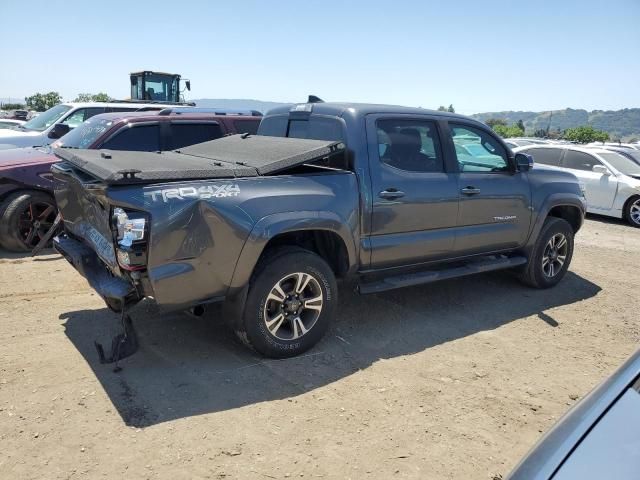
left=112, top=207, right=148, bottom=271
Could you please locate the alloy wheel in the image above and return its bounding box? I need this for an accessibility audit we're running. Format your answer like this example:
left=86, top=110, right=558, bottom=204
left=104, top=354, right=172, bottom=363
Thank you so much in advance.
left=263, top=272, right=323, bottom=341
left=542, top=233, right=568, bottom=278
left=630, top=199, right=640, bottom=225
left=17, top=201, right=57, bottom=248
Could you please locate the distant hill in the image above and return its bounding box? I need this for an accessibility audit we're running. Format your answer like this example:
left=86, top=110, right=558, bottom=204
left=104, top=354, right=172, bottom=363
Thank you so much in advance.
left=471, top=108, right=640, bottom=141
left=192, top=98, right=291, bottom=114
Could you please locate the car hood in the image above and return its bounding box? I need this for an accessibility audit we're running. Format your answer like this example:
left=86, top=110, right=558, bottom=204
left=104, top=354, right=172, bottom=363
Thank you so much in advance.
left=0, top=147, right=54, bottom=169
left=0, top=128, right=40, bottom=138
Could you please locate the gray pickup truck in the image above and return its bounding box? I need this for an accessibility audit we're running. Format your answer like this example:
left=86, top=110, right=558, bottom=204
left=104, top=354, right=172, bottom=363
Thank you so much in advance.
left=51, top=102, right=586, bottom=358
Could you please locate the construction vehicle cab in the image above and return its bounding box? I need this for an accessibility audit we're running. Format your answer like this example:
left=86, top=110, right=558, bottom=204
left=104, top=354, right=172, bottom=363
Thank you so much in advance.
left=130, top=71, right=191, bottom=104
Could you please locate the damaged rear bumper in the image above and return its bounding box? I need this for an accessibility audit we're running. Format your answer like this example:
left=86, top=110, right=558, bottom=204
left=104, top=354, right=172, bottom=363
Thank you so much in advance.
left=54, top=234, right=137, bottom=306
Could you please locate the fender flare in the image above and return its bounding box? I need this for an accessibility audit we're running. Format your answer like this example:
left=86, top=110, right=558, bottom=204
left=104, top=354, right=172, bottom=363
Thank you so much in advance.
left=525, top=193, right=586, bottom=250
left=228, top=210, right=358, bottom=290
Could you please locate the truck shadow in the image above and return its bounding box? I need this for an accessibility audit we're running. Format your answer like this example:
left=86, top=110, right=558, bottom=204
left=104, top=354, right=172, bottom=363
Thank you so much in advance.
left=60, top=270, right=601, bottom=428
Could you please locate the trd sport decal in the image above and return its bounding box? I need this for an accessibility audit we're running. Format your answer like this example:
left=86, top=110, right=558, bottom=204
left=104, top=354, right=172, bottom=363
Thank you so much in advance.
left=144, top=184, right=241, bottom=203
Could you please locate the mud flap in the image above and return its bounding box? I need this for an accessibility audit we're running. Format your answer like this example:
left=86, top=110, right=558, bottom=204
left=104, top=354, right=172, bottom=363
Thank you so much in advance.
left=94, top=309, right=139, bottom=372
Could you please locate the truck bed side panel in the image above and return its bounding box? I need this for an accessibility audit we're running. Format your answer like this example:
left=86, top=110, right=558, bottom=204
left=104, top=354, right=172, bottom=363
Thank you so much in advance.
left=108, top=172, right=359, bottom=309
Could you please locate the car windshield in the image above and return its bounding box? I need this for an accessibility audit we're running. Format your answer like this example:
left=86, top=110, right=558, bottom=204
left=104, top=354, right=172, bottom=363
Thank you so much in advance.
left=56, top=117, right=114, bottom=149
left=613, top=150, right=640, bottom=165
left=20, top=104, right=72, bottom=132
left=599, top=152, right=640, bottom=177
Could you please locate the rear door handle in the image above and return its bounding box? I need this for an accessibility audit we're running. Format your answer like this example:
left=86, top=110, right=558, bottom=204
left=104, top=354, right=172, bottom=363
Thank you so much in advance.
left=461, top=186, right=481, bottom=195
left=379, top=189, right=405, bottom=199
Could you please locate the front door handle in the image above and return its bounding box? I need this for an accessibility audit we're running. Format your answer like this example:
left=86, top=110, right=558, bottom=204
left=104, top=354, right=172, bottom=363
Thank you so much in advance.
left=461, top=186, right=481, bottom=195
left=379, top=189, right=405, bottom=200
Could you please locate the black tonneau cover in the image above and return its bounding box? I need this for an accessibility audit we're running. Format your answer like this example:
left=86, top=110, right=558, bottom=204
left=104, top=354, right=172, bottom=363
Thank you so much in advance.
left=53, top=135, right=345, bottom=185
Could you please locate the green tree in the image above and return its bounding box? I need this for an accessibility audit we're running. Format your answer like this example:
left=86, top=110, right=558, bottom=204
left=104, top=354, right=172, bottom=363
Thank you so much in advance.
left=493, top=124, right=524, bottom=138
left=437, top=105, right=447, bottom=111
left=533, top=128, right=547, bottom=138
left=563, top=125, right=610, bottom=144
left=73, top=92, right=113, bottom=102
left=486, top=118, right=507, bottom=128
left=1, top=103, right=26, bottom=110
left=516, top=119, right=525, bottom=132
left=25, top=92, right=62, bottom=111
left=447, top=104, right=455, bottom=113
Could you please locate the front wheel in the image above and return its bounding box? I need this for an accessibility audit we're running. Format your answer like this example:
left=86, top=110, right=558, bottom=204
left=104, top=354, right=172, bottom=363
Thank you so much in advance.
left=519, top=217, right=574, bottom=289
left=235, top=247, right=337, bottom=358
left=624, top=196, right=640, bottom=228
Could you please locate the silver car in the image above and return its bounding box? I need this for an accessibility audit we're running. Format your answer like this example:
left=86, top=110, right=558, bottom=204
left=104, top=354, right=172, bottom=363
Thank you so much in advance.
left=508, top=349, right=640, bottom=479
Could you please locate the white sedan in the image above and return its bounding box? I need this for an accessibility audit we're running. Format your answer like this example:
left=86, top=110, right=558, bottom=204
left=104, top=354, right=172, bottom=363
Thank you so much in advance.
left=514, top=145, right=640, bottom=227
left=0, top=119, right=26, bottom=129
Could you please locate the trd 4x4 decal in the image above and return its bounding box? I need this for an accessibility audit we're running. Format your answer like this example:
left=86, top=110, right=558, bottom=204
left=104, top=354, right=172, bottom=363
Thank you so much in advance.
left=144, top=184, right=241, bottom=203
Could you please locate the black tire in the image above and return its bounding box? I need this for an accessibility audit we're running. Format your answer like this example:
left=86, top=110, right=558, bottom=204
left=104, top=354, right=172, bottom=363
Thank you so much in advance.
left=624, top=196, right=640, bottom=228
left=235, top=247, right=337, bottom=358
left=0, top=191, right=58, bottom=252
left=519, top=217, right=574, bottom=289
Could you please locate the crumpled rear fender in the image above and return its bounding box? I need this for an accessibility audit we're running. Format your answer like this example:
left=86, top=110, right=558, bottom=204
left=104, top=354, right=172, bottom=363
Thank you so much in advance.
left=228, top=210, right=359, bottom=290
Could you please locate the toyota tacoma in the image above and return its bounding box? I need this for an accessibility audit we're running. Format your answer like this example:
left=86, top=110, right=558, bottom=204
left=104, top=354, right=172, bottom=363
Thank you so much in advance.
left=51, top=102, right=586, bottom=358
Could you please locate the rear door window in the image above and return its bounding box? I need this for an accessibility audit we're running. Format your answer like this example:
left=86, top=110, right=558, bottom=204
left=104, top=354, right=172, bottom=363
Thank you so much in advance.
left=100, top=125, right=161, bottom=151
left=563, top=150, right=601, bottom=171
left=527, top=148, right=563, bottom=167
left=376, top=119, right=444, bottom=172
left=169, top=122, right=224, bottom=149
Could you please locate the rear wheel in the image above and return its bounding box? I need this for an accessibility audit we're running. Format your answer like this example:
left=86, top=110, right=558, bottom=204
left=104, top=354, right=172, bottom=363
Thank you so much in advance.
left=519, top=217, right=574, bottom=289
left=0, top=191, right=58, bottom=252
left=235, top=247, right=337, bottom=358
left=624, top=196, right=640, bottom=228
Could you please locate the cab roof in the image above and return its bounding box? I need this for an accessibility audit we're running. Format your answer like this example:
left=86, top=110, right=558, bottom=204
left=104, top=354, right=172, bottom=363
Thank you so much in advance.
left=265, top=102, right=475, bottom=122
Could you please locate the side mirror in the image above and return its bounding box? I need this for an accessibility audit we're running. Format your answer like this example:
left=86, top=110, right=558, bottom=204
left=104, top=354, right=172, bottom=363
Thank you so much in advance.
left=185, top=80, right=191, bottom=91
left=515, top=152, right=534, bottom=172
left=592, top=165, right=610, bottom=175
left=48, top=123, right=70, bottom=139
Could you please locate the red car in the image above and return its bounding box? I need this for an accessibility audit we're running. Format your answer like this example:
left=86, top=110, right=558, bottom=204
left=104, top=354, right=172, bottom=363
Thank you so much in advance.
left=0, top=109, right=261, bottom=252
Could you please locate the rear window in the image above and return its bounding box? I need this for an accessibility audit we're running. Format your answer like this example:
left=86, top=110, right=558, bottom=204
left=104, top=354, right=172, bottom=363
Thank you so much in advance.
left=528, top=148, right=563, bottom=167
left=258, top=115, right=345, bottom=143
left=287, top=117, right=344, bottom=142
left=100, top=125, right=161, bottom=151
left=170, top=122, right=224, bottom=149
left=233, top=119, right=260, bottom=135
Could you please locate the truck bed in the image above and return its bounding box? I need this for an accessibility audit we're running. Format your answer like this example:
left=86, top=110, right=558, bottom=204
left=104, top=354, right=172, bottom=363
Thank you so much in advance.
left=53, top=134, right=345, bottom=185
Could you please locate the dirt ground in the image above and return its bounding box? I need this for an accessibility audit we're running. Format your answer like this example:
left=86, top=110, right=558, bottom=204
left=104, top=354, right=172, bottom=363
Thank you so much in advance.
left=0, top=215, right=638, bottom=480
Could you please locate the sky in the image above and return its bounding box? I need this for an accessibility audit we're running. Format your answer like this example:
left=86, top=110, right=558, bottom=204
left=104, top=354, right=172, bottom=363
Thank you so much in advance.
left=1, top=0, right=639, bottom=114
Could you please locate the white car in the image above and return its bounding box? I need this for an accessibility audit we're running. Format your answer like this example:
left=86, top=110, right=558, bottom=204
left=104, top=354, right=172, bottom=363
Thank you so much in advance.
left=515, top=145, right=640, bottom=227
left=0, top=101, right=174, bottom=150
left=0, top=119, right=26, bottom=129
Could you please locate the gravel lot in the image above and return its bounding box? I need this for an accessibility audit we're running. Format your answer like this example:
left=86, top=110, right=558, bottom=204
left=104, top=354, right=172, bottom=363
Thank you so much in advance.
left=1, top=216, right=638, bottom=480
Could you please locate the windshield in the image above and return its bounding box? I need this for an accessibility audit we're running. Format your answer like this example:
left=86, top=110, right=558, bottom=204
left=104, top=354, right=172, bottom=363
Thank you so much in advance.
left=56, top=117, right=114, bottom=149
left=20, top=104, right=71, bottom=132
left=599, top=152, right=640, bottom=177
left=613, top=150, right=640, bottom=165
